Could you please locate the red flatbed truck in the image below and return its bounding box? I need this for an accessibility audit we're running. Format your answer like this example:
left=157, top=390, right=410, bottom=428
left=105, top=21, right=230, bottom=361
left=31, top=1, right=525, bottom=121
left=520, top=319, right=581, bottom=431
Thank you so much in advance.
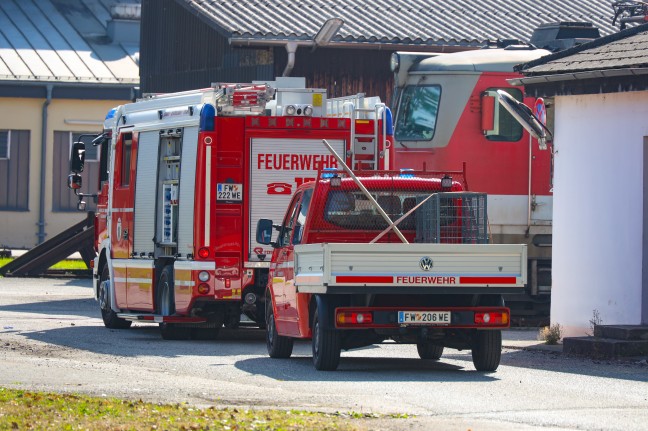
left=257, top=155, right=527, bottom=371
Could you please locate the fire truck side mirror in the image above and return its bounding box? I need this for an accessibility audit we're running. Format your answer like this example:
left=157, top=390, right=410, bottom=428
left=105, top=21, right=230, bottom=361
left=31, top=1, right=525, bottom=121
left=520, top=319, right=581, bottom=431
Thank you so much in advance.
left=67, top=173, right=83, bottom=190
left=256, top=219, right=274, bottom=245
left=70, top=141, right=86, bottom=173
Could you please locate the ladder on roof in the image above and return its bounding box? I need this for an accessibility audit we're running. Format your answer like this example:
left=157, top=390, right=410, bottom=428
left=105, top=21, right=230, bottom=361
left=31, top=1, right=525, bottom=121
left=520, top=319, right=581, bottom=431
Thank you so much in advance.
left=212, top=83, right=276, bottom=115
left=326, top=93, right=387, bottom=170
left=141, top=83, right=275, bottom=115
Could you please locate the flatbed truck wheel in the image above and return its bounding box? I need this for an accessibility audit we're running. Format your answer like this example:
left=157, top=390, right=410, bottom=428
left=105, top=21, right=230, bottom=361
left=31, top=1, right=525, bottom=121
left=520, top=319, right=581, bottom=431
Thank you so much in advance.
left=471, top=330, right=502, bottom=372
left=266, top=299, right=293, bottom=358
left=98, top=265, right=132, bottom=329
left=417, top=342, right=444, bottom=360
left=312, top=309, right=341, bottom=371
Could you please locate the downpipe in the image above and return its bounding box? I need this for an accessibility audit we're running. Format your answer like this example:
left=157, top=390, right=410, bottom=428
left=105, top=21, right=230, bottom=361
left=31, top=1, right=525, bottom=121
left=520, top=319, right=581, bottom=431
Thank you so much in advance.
left=37, top=84, right=53, bottom=244
left=282, top=41, right=297, bottom=77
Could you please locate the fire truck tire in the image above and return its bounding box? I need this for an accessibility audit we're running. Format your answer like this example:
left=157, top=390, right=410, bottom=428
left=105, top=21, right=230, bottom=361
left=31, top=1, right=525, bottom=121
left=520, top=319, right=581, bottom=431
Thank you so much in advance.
left=312, top=309, right=341, bottom=371
left=157, top=265, right=191, bottom=340
left=471, top=330, right=502, bottom=372
left=99, top=265, right=131, bottom=329
left=157, top=265, right=175, bottom=316
left=416, top=342, right=444, bottom=360
left=266, top=301, right=293, bottom=358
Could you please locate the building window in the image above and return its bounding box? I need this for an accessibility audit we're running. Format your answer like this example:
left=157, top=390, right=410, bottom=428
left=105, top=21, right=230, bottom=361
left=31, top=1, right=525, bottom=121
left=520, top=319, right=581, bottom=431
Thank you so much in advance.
left=53, top=131, right=98, bottom=212
left=0, top=129, right=30, bottom=211
left=0, top=131, right=9, bottom=159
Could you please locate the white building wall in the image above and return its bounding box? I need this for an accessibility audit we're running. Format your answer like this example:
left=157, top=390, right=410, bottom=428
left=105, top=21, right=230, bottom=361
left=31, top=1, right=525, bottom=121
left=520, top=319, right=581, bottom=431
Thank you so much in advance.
left=551, top=91, right=648, bottom=336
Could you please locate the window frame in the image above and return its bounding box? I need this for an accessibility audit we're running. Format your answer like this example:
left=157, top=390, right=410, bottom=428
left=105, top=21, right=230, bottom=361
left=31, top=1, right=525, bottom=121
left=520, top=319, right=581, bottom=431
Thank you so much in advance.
left=394, top=84, right=442, bottom=143
left=483, top=87, right=524, bottom=142
left=0, top=130, right=10, bottom=160
left=0, top=129, right=29, bottom=211
left=119, top=133, right=133, bottom=188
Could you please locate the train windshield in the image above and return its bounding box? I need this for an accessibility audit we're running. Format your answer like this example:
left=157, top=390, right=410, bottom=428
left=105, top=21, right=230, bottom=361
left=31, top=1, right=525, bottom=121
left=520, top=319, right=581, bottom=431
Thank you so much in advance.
left=394, top=85, right=441, bottom=142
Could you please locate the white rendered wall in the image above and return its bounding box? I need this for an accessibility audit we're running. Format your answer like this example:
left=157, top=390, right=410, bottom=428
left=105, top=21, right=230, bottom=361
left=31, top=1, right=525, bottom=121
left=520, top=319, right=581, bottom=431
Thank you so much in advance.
left=551, top=91, right=648, bottom=336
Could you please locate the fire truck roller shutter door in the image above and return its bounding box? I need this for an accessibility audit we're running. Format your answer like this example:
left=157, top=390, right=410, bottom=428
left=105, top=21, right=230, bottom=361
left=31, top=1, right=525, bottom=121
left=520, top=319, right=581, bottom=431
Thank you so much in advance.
left=134, top=131, right=160, bottom=255
left=177, top=126, right=199, bottom=256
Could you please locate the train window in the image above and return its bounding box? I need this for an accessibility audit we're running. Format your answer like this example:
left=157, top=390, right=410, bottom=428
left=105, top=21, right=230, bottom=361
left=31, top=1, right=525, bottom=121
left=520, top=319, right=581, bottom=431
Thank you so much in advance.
left=483, top=88, right=523, bottom=142
left=394, top=85, right=441, bottom=142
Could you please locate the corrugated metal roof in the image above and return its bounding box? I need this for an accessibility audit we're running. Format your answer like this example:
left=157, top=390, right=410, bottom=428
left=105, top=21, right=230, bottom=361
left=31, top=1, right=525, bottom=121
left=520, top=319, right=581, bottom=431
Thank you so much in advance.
left=0, top=0, right=139, bottom=85
left=179, top=0, right=619, bottom=49
left=520, top=22, right=648, bottom=74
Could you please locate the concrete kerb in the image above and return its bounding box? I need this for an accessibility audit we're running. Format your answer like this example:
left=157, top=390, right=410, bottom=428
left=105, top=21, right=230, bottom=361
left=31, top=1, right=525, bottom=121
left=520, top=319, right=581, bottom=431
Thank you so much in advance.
left=502, top=328, right=563, bottom=353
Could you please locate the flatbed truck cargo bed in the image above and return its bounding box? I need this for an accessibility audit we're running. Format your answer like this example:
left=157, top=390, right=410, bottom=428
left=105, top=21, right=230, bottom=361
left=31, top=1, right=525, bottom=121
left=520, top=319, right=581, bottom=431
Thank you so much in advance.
left=293, top=242, right=527, bottom=294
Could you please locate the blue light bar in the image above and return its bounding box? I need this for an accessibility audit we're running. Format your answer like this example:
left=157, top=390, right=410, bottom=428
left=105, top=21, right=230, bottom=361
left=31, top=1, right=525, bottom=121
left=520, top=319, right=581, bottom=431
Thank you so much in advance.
left=385, top=107, right=394, bottom=136
left=399, top=168, right=414, bottom=178
left=200, top=104, right=216, bottom=131
left=105, top=108, right=117, bottom=120
left=322, top=167, right=338, bottom=178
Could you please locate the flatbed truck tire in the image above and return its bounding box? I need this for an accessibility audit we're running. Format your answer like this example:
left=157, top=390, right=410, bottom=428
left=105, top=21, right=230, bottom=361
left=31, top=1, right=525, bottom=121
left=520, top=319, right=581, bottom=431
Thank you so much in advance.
left=471, top=330, right=502, bottom=372
left=417, top=343, right=444, bottom=360
left=266, top=300, right=293, bottom=358
left=98, top=265, right=132, bottom=329
left=312, top=309, right=341, bottom=371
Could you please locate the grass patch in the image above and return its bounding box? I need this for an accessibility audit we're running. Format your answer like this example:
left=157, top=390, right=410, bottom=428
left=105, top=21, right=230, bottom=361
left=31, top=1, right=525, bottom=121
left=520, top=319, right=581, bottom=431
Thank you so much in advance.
left=538, top=323, right=563, bottom=345
left=0, top=258, right=87, bottom=271
left=48, top=259, right=88, bottom=270
left=0, top=388, right=374, bottom=430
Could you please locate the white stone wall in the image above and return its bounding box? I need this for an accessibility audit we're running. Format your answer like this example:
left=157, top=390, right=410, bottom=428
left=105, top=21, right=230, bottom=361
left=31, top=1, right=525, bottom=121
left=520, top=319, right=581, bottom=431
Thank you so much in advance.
left=551, top=91, right=648, bottom=336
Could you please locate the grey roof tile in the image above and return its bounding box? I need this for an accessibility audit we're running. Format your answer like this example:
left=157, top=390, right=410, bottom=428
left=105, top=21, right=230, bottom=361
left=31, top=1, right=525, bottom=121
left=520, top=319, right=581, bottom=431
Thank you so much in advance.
left=0, top=0, right=139, bottom=84
left=521, top=23, right=648, bottom=74
left=180, top=0, right=619, bottom=47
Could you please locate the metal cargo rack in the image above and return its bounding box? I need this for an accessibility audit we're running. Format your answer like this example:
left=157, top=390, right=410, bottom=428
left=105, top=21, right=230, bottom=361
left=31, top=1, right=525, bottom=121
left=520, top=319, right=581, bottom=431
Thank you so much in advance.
left=415, top=192, right=488, bottom=244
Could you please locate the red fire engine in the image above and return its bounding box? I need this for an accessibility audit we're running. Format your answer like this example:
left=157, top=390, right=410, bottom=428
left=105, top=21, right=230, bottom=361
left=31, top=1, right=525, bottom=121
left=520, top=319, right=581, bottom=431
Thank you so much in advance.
left=68, top=80, right=393, bottom=339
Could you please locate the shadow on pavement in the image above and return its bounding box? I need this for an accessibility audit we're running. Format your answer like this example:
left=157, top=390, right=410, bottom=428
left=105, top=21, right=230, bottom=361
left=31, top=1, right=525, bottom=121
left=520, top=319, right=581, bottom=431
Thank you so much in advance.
left=0, top=298, right=98, bottom=319
left=233, top=355, right=498, bottom=382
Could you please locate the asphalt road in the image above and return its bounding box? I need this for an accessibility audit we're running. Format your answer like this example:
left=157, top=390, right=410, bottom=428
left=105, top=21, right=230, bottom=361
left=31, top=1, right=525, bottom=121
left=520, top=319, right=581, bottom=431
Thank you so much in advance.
left=1, top=277, right=647, bottom=431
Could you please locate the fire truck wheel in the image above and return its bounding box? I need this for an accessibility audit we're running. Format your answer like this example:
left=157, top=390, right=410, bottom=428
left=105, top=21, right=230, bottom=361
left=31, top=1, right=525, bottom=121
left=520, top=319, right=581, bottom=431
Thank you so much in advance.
left=99, top=265, right=131, bottom=329
left=312, top=309, right=341, bottom=371
left=416, top=342, right=444, bottom=360
left=157, top=265, right=175, bottom=316
left=471, top=330, right=502, bottom=372
left=266, top=301, right=293, bottom=358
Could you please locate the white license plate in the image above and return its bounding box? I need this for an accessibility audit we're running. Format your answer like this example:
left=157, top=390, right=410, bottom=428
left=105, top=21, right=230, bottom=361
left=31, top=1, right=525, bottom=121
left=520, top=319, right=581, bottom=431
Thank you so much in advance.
left=217, top=183, right=242, bottom=201
left=398, top=311, right=451, bottom=325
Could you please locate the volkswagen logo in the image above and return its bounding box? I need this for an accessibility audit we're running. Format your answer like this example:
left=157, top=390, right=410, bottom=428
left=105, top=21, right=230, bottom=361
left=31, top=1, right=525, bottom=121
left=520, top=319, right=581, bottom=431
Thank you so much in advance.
left=419, top=256, right=433, bottom=271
